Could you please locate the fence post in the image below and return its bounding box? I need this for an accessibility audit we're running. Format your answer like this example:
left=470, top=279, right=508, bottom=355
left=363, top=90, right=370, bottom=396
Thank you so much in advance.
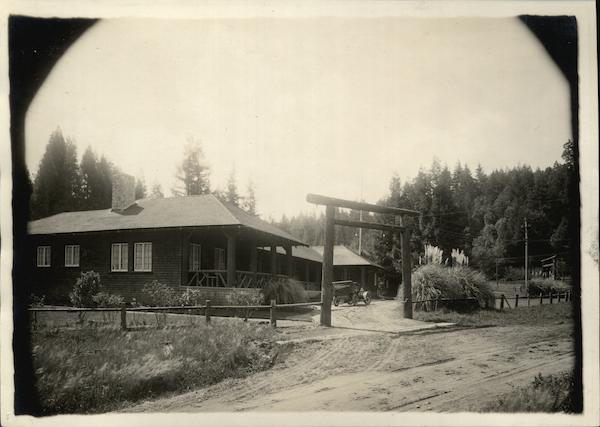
left=500, top=294, right=505, bottom=310
left=557, top=293, right=562, bottom=303
left=527, top=293, right=531, bottom=307
left=270, top=299, right=277, bottom=328
left=205, top=299, right=211, bottom=324
left=540, top=293, right=543, bottom=305
left=550, top=293, right=554, bottom=304
left=120, top=304, right=127, bottom=331
left=515, top=294, right=519, bottom=308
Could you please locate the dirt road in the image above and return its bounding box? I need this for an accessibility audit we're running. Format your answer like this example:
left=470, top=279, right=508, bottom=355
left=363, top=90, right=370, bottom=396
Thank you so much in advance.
left=128, top=302, right=573, bottom=412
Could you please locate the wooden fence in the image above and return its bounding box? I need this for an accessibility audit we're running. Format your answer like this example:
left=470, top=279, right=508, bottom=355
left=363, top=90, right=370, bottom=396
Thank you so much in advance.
left=28, top=300, right=322, bottom=330
left=411, top=297, right=479, bottom=312
left=497, top=291, right=572, bottom=309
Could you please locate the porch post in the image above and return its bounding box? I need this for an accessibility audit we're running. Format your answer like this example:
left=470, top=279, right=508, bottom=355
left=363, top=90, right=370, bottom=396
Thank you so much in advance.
left=226, top=231, right=237, bottom=287
left=270, top=245, right=278, bottom=277
left=181, top=230, right=190, bottom=286
left=249, top=234, right=258, bottom=286
left=400, top=226, right=413, bottom=319
left=361, top=266, right=367, bottom=287
left=284, top=244, right=293, bottom=277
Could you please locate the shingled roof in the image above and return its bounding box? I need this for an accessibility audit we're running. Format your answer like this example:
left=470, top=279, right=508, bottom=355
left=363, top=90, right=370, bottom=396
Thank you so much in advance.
left=259, top=245, right=323, bottom=262
left=312, top=245, right=382, bottom=268
left=28, top=194, right=306, bottom=245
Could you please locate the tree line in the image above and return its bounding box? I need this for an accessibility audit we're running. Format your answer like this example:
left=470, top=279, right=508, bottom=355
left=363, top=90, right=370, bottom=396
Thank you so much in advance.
left=29, top=129, right=257, bottom=220
left=275, top=141, right=576, bottom=278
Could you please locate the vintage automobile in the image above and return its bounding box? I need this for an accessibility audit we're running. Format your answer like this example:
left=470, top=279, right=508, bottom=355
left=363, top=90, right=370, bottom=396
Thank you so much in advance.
left=332, top=280, right=371, bottom=306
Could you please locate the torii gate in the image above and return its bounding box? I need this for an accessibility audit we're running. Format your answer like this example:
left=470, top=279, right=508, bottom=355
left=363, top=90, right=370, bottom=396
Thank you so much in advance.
left=307, top=194, right=420, bottom=327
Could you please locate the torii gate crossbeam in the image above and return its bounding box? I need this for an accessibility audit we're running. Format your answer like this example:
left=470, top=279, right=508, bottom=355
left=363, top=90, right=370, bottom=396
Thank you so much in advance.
left=306, top=193, right=420, bottom=327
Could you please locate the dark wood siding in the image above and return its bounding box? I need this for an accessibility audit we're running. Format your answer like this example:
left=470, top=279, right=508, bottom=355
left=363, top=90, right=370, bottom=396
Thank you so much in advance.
left=26, top=229, right=183, bottom=304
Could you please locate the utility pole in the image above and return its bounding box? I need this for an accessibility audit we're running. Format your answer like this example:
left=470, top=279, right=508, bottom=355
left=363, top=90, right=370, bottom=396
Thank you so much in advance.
left=524, top=217, right=528, bottom=296
left=358, top=210, right=363, bottom=255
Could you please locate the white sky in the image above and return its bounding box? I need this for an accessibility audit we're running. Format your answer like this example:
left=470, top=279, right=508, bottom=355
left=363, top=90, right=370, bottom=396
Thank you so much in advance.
left=25, top=17, right=571, bottom=220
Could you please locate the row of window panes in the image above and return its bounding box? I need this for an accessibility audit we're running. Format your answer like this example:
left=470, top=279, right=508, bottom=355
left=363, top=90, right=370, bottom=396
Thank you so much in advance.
left=37, top=243, right=153, bottom=272
left=37, top=245, right=79, bottom=267
left=110, top=243, right=152, bottom=272
left=38, top=243, right=226, bottom=271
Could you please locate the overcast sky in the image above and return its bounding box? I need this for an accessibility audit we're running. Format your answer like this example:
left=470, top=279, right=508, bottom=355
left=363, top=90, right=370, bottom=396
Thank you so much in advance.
left=25, top=17, right=571, bottom=220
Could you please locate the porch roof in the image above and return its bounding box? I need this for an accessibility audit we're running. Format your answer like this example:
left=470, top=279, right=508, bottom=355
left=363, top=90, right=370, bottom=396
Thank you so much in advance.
left=262, top=244, right=383, bottom=268
left=312, top=245, right=383, bottom=269
left=28, top=194, right=306, bottom=246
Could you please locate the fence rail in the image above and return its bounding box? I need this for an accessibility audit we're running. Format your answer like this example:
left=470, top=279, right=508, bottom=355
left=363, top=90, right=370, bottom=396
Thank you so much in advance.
left=29, top=299, right=323, bottom=329
left=497, top=291, right=572, bottom=309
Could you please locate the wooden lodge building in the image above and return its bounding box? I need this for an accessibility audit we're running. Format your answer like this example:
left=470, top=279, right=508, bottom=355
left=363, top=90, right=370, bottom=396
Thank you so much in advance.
left=27, top=174, right=385, bottom=304
left=312, top=245, right=383, bottom=293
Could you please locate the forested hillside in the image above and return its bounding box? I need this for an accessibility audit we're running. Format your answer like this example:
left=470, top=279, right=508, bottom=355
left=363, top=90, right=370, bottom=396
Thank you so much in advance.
left=275, top=141, right=576, bottom=278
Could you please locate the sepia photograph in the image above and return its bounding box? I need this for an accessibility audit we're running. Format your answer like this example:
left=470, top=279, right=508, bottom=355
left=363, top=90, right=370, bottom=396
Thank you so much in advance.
left=1, top=1, right=598, bottom=426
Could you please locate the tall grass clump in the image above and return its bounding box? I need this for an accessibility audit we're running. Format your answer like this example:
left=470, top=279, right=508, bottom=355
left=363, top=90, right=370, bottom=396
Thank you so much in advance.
left=485, top=372, right=577, bottom=412
left=411, top=264, right=493, bottom=310
left=32, top=320, right=276, bottom=414
left=527, top=278, right=570, bottom=296
left=262, top=279, right=308, bottom=304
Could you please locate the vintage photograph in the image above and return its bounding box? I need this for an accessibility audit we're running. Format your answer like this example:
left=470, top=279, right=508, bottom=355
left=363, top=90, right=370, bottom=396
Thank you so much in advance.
left=3, top=1, right=598, bottom=426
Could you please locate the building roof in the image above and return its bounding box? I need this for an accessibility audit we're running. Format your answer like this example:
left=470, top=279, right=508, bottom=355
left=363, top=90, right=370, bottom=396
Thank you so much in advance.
left=312, top=245, right=382, bottom=268
left=28, top=194, right=306, bottom=245
left=259, top=245, right=323, bottom=263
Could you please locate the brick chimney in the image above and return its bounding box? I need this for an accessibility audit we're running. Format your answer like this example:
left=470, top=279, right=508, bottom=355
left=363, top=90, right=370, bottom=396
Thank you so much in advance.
left=111, top=173, right=136, bottom=211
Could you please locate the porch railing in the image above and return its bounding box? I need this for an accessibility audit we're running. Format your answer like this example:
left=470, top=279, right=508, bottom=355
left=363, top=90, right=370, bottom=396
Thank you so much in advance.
left=186, top=270, right=290, bottom=288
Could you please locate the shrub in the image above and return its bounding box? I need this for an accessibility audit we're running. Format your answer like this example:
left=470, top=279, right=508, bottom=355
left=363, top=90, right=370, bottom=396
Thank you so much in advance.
left=69, top=271, right=102, bottom=307
left=411, top=264, right=493, bottom=310
left=528, top=278, right=570, bottom=296
left=177, top=288, right=205, bottom=306
left=92, top=292, right=125, bottom=308
left=142, top=281, right=180, bottom=306
left=261, top=279, right=308, bottom=304
left=228, top=291, right=264, bottom=321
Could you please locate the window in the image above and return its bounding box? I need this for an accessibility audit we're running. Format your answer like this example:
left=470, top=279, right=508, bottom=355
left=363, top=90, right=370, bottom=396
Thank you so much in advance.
left=64, top=245, right=80, bottom=267
left=134, top=242, right=152, bottom=272
left=214, top=248, right=226, bottom=270
left=189, top=243, right=201, bottom=272
left=111, top=243, right=128, bottom=272
left=37, top=246, right=51, bottom=267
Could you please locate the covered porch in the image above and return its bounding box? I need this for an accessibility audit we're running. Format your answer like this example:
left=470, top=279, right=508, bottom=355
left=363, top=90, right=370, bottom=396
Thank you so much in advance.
left=180, top=224, right=310, bottom=289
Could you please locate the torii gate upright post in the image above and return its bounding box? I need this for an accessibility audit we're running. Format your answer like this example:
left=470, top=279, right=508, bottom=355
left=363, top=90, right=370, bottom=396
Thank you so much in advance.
left=307, top=193, right=420, bottom=326
left=321, top=205, right=335, bottom=327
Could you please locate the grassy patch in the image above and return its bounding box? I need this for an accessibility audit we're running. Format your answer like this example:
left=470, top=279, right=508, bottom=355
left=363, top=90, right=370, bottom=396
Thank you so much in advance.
left=414, top=303, right=573, bottom=327
left=485, top=372, right=577, bottom=412
left=32, top=320, right=276, bottom=414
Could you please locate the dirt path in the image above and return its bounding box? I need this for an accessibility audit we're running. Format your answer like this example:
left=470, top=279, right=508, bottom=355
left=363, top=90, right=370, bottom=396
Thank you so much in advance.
left=127, top=312, right=573, bottom=412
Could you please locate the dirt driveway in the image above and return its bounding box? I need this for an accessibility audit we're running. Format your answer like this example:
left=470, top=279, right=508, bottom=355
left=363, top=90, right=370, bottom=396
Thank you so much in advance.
left=127, top=301, right=574, bottom=412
